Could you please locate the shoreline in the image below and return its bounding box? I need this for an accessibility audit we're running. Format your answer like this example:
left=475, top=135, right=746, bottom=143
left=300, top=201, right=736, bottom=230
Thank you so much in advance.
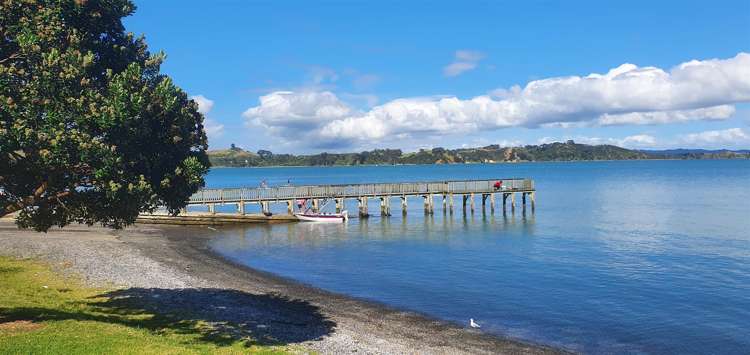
left=0, top=220, right=563, bottom=354
left=208, top=157, right=747, bottom=169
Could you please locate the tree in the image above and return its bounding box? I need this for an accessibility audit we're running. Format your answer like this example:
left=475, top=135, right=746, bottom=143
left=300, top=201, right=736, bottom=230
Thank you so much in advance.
left=0, top=0, right=210, bottom=231
left=256, top=150, right=273, bottom=160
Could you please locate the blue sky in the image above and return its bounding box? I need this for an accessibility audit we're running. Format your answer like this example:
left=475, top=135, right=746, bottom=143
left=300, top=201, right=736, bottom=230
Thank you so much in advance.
left=124, top=0, right=750, bottom=152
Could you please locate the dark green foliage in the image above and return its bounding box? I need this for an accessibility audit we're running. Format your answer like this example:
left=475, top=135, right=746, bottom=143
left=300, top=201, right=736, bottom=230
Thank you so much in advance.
left=520, top=141, right=650, bottom=161
left=0, top=0, right=209, bottom=231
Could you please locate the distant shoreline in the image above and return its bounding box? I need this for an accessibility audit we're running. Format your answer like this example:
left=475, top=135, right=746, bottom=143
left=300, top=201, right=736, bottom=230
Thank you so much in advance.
left=208, top=141, right=749, bottom=168
left=208, top=157, right=749, bottom=169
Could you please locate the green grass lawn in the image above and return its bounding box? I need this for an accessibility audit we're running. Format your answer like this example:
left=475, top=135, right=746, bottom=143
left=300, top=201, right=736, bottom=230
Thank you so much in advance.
left=0, top=257, right=292, bottom=354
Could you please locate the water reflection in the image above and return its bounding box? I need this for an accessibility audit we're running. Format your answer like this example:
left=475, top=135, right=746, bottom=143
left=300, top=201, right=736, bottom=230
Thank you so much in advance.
left=215, top=210, right=536, bottom=252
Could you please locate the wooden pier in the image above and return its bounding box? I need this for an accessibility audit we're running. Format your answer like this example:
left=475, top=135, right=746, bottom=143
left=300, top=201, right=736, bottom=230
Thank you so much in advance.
left=179, top=178, right=535, bottom=220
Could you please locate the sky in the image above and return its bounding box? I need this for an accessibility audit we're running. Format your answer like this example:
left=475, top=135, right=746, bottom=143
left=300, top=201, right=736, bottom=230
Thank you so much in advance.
left=124, top=0, right=750, bottom=153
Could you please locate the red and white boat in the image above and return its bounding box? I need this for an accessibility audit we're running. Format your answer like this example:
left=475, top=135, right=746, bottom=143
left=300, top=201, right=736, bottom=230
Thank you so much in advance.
left=295, top=210, right=348, bottom=222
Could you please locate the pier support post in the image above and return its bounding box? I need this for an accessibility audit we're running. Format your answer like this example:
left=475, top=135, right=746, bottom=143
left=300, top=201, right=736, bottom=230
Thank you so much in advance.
left=208, top=203, right=216, bottom=215
left=401, top=196, right=408, bottom=215
left=442, top=194, right=447, bottom=213
left=335, top=198, right=344, bottom=213
left=449, top=193, right=454, bottom=214
left=481, top=194, right=487, bottom=212
left=530, top=192, right=536, bottom=211
left=502, top=193, right=509, bottom=211
left=522, top=193, right=527, bottom=210
left=490, top=193, right=495, bottom=213
left=358, top=197, right=369, bottom=218
left=424, top=194, right=434, bottom=214
left=462, top=195, right=468, bottom=213
left=511, top=193, right=516, bottom=212
left=238, top=201, right=245, bottom=215
left=312, top=199, right=320, bottom=213
left=287, top=200, right=294, bottom=214
left=261, top=201, right=270, bottom=215
left=470, top=193, right=475, bottom=213
left=380, top=197, right=391, bottom=216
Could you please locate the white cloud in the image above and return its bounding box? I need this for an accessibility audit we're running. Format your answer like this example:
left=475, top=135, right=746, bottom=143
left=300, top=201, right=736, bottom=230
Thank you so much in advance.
left=191, top=95, right=224, bottom=141
left=455, top=50, right=485, bottom=62
left=679, top=128, right=750, bottom=148
left=191, top=95, right=214, bottom=115
left=244, top=53, right=750, bottom=148
left=243, top=91, right=354, bottom=145
left=203, top=119, right=225, bottom=140
left=339, top=93, right=379, bottom=108
left=598, top=105, right=735, bottom=125
left=620, top=134, right=657, bottom=147
left=443, top=62, right=478, bottom=77
left=443, top=50, right=485, bottom=77
left=542, top=129, right=750, bottom=150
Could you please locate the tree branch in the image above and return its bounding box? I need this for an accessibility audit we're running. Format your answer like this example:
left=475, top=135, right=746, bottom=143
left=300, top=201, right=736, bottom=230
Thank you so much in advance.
left=0, top=183, right=71, bottom=217
left=0, top=52, right=22, bottom=64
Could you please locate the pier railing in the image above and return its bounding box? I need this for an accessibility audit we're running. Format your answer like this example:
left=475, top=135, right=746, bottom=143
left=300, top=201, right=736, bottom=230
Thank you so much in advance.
left=188, top=178, right=534, bottom=204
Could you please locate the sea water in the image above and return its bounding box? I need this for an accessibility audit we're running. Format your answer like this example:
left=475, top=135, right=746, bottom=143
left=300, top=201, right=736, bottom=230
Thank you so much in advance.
left=206, top=160, right=750, bottom=354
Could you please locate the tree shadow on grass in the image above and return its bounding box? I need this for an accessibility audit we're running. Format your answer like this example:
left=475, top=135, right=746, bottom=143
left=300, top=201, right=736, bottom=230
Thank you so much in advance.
left=0, top=288, right=336, bottom=347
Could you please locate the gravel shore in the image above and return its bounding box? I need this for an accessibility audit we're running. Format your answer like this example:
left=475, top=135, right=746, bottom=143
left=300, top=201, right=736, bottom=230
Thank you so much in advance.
left=0, top=219, right=563, bottom=354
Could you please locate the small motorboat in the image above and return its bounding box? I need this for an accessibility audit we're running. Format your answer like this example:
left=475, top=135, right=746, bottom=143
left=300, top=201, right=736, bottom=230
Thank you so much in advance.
left=295, top=210, right=348, bottom=222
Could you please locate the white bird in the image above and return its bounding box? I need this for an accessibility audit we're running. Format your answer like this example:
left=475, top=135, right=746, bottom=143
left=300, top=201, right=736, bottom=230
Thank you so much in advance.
left=470, top=318, right=481, bottom=328
left=207, top=226, right=217, bottom=231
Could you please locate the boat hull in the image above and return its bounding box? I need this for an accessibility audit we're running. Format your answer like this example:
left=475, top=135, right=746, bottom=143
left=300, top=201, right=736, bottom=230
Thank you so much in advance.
left=295, top=211, right=348, bottom=222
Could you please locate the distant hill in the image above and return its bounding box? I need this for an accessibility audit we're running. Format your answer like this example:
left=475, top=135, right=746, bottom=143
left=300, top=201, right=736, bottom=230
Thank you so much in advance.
left=207, top=145, right=260, bottom=167
left=642, top=149, right=750, bottom=160
left=206, top=140, right=748, bottom=167
left=207, top=141, right=749, bottom=167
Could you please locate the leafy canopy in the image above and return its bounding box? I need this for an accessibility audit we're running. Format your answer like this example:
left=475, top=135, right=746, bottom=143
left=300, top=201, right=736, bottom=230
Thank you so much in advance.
left=0, top=0, right=210, bottom=231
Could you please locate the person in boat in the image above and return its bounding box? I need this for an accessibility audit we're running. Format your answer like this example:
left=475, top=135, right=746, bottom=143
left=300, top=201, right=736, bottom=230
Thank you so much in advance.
left=493, top=180, right=503, bottom=190
left=296, top=199, right=306, bottom=212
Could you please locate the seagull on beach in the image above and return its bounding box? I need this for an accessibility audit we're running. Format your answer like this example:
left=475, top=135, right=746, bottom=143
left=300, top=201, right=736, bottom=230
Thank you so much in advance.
left=470, top=318, right=481, bottom=328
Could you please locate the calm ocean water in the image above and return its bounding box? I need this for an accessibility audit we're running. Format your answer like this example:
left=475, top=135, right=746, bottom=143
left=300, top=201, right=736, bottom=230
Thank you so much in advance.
left=205, top=160, right=750, bottom=354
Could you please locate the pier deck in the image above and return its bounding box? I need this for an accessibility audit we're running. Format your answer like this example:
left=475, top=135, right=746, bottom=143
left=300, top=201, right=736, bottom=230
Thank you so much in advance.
left=171, top=178, right=535, bottom=222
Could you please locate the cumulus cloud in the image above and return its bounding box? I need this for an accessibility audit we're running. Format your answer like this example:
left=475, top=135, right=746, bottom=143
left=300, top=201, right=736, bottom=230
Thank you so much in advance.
left=244, top=53, right=750, bottom=148
left=191, top=95, right=224, bottom=141
left=443, top=50, right=485, bottom=77
left=598, top=105, right=735, bottom=125
left=243, top=91, right=354, bottom=144
left=679, top=128, right=750, bottom=148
